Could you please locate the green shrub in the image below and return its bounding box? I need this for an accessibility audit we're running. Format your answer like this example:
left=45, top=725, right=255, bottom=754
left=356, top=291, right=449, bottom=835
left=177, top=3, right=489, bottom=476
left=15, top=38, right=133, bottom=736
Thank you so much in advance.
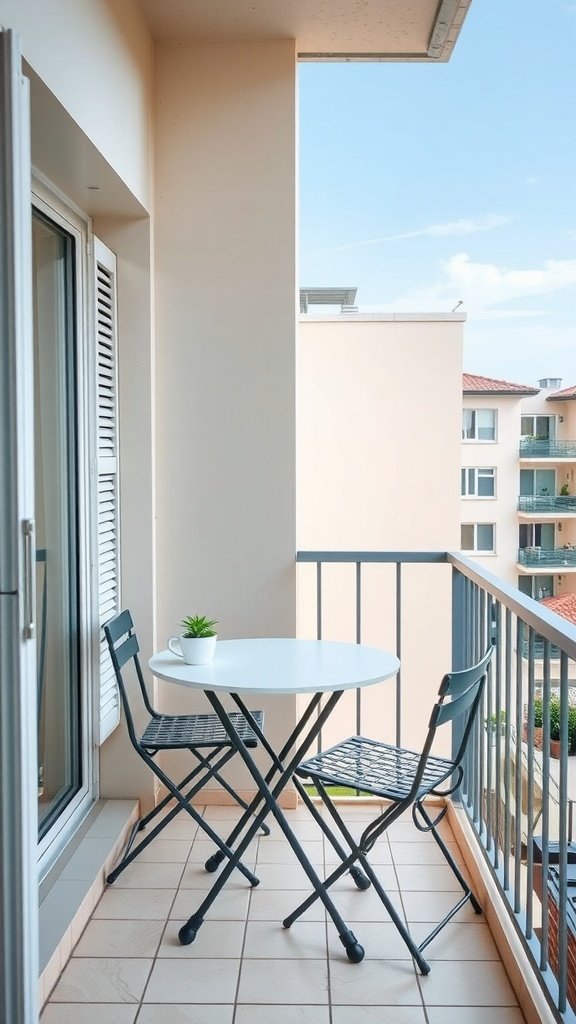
left=533, top=696, right=543, bottom=728
left=549, top=697, right=561, bottom=741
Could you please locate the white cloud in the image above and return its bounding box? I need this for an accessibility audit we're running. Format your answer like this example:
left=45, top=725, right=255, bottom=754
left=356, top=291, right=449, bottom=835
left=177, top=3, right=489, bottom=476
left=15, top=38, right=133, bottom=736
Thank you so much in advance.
left=371, top=254, right=576, bottom=317
left=306, top=214, right=515, bottom=255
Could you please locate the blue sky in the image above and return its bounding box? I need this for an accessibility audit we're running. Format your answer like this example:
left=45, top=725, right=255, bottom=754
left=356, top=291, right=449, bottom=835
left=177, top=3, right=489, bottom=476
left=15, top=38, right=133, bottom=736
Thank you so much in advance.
left=299, top=0, right=576, bottom=388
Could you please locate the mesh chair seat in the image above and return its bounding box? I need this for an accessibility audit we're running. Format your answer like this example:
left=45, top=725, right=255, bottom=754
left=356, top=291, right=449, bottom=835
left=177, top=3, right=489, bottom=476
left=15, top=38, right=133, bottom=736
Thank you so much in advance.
left=142, top=710, right=264, bottom=750
left=299, top=736, right=456, bottom=801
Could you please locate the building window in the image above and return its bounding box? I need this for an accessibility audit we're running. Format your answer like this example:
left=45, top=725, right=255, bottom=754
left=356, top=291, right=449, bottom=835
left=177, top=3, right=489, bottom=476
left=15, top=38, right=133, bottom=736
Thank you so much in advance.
left=520, top=415, right=555, bottom=440
left=462, top=409, right=497, bottom=441
left=518, top=575, right=554, bottom=600
left=461, top=467, right=496, bottom=498
left=461, top=523, right=495, bottom=553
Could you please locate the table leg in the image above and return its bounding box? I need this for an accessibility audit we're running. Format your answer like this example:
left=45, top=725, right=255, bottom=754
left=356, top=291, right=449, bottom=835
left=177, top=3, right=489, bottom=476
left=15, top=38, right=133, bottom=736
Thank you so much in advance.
left=177, top=689, right=366, bottom=963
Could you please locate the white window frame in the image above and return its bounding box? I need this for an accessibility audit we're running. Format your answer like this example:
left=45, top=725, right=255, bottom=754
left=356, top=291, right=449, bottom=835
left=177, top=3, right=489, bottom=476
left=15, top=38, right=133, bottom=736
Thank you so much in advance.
left=461, top=467, right=496, bottom=499
left=32, top=175, right=97, bottom=871
left=461, top=522, right=496, bottom=554
left=520, top=414, right=555, bottom=439
left=462, top=408, right=497, bottom=442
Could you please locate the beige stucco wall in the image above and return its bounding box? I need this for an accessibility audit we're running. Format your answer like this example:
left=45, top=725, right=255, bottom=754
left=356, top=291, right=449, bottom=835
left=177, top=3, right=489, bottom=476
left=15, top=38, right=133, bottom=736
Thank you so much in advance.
left=153, top=39, right=298, bottom=791
left=0, top=0, right=153, bottom=209
left=297, top=316, right=463, bottom=752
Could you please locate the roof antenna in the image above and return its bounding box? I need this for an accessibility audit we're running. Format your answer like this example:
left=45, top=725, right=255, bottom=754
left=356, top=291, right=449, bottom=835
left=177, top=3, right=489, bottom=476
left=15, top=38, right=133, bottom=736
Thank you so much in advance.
left=452, top=300, right=463, bottom=312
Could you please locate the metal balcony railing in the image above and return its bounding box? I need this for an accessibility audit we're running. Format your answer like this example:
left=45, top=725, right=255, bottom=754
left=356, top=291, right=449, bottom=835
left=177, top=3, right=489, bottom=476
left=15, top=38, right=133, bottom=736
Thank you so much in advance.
left=297, top=549, right=576, bottom=1022
left=520, top=439, right=576, bottom=459
left=518, top=547, right=576, bottom=568
left=519, top=496, right=576, bottom=514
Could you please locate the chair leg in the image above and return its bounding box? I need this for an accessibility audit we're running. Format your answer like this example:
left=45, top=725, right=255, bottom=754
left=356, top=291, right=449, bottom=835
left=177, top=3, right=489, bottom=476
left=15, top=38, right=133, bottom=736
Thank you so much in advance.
left=293, top=777, right=370, bottom=889
left=415, top=802, right=482, bottom=913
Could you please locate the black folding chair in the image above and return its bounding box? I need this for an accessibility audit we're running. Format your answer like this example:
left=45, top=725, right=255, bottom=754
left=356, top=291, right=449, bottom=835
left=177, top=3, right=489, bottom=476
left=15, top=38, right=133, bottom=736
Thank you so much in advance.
left=103, top=609, right=268, bottom=885
left=287, top=645, right=494, bottom=972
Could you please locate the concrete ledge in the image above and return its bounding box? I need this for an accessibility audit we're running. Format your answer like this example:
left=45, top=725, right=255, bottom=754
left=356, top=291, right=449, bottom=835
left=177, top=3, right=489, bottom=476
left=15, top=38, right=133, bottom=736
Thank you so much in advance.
left=39, top=799, right=138, bottom=1008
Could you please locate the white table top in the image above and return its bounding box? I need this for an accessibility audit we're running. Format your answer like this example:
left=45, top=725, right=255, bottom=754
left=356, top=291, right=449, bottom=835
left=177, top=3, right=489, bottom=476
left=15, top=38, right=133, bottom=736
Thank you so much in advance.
left=149, top=638, right=399, bottom=695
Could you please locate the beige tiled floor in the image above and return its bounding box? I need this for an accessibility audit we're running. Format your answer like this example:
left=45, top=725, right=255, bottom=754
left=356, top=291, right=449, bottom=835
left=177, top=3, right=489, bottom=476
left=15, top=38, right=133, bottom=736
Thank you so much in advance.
left=41, top=803, right=526, bottom=1024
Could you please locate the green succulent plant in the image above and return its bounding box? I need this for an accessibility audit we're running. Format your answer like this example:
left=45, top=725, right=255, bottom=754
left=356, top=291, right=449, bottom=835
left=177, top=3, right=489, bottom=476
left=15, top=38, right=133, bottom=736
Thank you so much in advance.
left=180, top=615, right=218, bottom=638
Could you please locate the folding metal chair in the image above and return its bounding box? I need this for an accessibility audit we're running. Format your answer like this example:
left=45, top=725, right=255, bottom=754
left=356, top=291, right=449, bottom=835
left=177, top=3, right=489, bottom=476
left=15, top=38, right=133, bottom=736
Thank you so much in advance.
left=103, top=609, right=268, bottom=885
left=287, top=645, right=494, bottom=972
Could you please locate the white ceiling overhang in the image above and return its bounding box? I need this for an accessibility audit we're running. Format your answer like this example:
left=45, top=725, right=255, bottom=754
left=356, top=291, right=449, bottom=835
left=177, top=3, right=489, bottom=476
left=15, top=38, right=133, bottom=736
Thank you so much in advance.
left=136, top=0, right=472, bottom=62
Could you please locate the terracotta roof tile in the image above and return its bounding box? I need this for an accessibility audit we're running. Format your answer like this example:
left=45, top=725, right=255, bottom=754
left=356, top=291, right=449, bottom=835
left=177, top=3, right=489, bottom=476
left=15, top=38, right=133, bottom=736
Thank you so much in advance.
left=540, top=594, right=576, bottom=626
left=462, top=373, right=539, bottom=395
left=546, top=384, right=576, bottom=401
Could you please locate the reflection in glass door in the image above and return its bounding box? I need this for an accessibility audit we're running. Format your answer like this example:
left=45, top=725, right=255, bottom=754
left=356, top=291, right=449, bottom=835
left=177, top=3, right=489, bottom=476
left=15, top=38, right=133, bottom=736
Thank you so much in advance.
left=32, top=209, right=81, bottom=838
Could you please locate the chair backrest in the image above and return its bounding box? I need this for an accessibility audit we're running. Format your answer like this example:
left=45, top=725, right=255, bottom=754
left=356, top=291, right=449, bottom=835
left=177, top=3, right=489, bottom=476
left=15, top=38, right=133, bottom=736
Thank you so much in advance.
left=411, top=645, right=494, bottom=797
left=103, top=610, right=156, bottom=744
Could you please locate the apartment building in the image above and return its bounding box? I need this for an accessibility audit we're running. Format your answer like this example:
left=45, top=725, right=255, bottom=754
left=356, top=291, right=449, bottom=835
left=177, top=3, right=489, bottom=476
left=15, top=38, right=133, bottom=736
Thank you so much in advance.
left=462, top=374, right=576, bottom=600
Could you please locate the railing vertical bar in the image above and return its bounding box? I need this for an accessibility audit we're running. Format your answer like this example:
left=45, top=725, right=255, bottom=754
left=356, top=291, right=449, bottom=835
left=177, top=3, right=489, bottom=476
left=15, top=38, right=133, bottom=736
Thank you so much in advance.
left=514, top=616, right=523, bottom=913
left=472, top=582, right=481, bottom=825
left=557, top=651, right=569, bottom=1014
left=525, top=625, right=535, bottom=939
left=494, top=600, right=502, bottom=871
left=485, top=596, right=494, bottom=853
left=451, top=568, right=466, bottom=792
left=355, top=561, right=362, bottom=736
left=503, top=608, right=512, bottom=891
left=477, top=588, right=487, bottom=832
left=540, top=640, right=551, bottom=972
left=396, top=562, right=402, bottom=748
left=316, top=561, right=323, bottom=753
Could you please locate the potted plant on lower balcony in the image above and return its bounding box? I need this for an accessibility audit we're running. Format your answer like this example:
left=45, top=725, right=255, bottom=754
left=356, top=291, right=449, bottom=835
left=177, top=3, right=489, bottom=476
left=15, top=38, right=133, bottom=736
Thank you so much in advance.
left=550, top=696, right=562, bottom=759
left=523, top=695, right=544, bottom=750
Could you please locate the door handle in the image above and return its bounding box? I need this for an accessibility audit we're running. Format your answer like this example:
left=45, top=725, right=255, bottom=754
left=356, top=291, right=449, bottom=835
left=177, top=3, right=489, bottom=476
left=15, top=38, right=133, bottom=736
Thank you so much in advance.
left=22, top=518, right=35, bottom=639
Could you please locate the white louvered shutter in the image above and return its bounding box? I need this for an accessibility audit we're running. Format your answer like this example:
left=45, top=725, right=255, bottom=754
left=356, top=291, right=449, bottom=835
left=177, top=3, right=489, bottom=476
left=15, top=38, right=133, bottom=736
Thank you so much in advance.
left=94, top=237, right=121, bottom=744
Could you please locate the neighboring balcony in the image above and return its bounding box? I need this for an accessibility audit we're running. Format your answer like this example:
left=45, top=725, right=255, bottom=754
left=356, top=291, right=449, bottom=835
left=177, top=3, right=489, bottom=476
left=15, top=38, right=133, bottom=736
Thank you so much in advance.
left=520, top=438, right=576, bottom=461
left=518, top=495, right=576, bottom=517
left=517, top=546, right=576, bottom=571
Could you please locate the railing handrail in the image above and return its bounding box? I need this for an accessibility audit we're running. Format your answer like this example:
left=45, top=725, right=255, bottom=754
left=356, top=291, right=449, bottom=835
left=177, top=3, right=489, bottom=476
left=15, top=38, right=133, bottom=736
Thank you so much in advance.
left=297, top=549, right=576, bottom=661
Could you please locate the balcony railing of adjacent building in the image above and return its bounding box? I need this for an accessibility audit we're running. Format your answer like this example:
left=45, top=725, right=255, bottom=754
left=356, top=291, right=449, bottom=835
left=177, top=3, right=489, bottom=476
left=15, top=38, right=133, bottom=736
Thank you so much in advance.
left=519, top=496, right=576, bottom=515
left=518, top=548, right=576, bottom=568
left=296, top=549, right=576, bottom=1023
left=520, top=439, right=576, bottom=460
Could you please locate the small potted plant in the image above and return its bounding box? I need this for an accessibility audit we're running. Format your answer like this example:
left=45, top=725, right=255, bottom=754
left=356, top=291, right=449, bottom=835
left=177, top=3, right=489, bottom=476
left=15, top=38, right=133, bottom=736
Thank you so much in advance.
left=168, top=615, right=218, bottom=665
left=523, top=695, right=544, bottom=750
left=550, top=696, right=561, bottom=759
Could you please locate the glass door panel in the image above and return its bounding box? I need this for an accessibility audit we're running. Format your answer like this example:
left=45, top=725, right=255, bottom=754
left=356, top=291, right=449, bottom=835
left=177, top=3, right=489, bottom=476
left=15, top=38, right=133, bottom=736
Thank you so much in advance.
left=32, top=209, right=81, bottom=838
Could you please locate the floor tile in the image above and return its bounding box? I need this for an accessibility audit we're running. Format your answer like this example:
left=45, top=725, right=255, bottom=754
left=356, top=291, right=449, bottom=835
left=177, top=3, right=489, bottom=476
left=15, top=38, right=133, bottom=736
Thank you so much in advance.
left=394, top=864, right=464, bottom=891
left=179, top=861, right=248, bottom=889
left=329, top=958, right=421, bottom=1005
left=325, top=885, right=404, bottom=922
left=93, top=888, right=176, bottom=920
left=170, top=887, right=250, bottom=921
left=252, top=861, right=329, bottom=890
left=401, top=890, right=482, bottom=924
left=419, top=960, right=518, bottom=1005
left=332, top=1008, right=427, bottom=1024
left=243, top=920, right=327, bottom=958
left=235, top=1007, right=329, bottom=1024
left=186, top=840, right=256, bottom=867
left=111, top=863, right=185, bottom=889
left=328, top=922, right=412, bottom=960
left=137, top=1005, right=234, bottom=1023
left=390, top=841, right=463, bottom=866
left=158, top=920, right=245, bottom=958
left=248, top=888, right=326, bottom=922
left=410, top=922, right=499, bottom=960
left=143, top=958, right=240, bottom=1004
left=41, top=1006, right=137, bottom=1023
left=237, top=958, right=329, bottom=1003
left=426, top=1010, right=525, bottom=1024
left=256, top=839, right=323, bottom=864
left=73, top=919, right=164, bottom=958
left=133, top=840, right=193, bottom=863
left=50, top=957, right=152, bottom=1003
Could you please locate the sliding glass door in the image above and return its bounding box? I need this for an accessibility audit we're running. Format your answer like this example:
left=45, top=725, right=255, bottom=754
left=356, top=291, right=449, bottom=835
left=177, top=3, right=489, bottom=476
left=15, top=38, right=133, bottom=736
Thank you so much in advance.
left=32, top=208, right=82, bottom=838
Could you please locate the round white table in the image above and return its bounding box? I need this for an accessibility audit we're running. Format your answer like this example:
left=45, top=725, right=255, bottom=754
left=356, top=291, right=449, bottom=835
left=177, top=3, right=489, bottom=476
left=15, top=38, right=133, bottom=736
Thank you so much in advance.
left=149, top=637, right=399, bottom=959
left=149, top=636, right=399, bottom=694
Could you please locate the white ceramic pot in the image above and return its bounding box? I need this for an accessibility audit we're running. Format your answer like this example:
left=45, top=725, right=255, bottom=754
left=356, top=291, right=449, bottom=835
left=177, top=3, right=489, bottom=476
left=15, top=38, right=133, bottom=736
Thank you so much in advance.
left=168, top=634, right=217, bottom=665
